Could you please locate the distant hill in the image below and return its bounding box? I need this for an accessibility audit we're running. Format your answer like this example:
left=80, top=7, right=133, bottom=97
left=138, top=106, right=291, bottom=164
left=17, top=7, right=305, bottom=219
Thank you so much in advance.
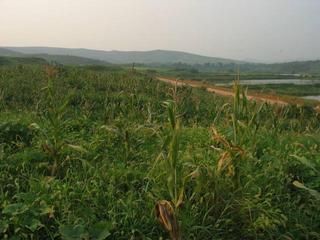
left=1, top=47, right=319, bottom=74
left=256, top=61, right=320, bottom=74
left=0, top=48, right=23, bottom=57
left=0, top=56, right=47, bottom=65
left=4, top=47, right=243, bottom=65
left=0, top=47, right=110, bottom=66
left=31, top=54, right=110, bottom=66
left=203, top=60, right=320, bottom=74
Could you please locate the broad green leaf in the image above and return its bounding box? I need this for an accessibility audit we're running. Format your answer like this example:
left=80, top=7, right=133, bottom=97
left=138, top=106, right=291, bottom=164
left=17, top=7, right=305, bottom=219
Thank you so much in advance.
left=2, top=203, right=28, bottom=215
left=0, top=220, right=9, bottom=233
left=26, top=219, right=42, bottom=232
left=89, top=221, right=111, bottom=240
left=21, top=216, right=42, bottom=232
left=59, top=224, right=87, bottom=240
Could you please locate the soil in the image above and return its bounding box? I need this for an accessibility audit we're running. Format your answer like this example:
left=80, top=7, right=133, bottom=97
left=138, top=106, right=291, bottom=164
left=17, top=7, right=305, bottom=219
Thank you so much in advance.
left=157, top=77, right=289, bottom=106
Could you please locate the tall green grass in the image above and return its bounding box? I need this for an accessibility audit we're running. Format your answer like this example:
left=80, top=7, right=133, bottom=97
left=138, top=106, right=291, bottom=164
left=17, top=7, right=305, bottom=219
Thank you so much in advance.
left=0, top=64, right=319, bottom=239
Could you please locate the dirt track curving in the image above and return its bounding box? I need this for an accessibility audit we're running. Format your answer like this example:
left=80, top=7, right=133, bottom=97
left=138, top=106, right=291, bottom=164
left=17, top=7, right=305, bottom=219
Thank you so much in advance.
left=157, top=77, right=289, bottom=106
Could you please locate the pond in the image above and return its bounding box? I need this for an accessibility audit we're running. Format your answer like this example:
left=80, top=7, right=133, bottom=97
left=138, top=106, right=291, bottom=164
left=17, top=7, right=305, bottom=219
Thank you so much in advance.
left=214, top=79, right=320, bottom=102
left=302, top=95, right=320, bottom=101
left=215, top=79, right=320, bottom=86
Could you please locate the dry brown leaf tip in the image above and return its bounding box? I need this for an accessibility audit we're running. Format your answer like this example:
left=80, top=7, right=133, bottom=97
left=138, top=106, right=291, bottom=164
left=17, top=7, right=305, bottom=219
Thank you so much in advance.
left=155, top=200, right=180, bottom=240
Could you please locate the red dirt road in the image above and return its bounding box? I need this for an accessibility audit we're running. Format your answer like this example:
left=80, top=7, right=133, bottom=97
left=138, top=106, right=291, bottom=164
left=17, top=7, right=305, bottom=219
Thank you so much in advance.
left=157, top=77, right=289, bottom=106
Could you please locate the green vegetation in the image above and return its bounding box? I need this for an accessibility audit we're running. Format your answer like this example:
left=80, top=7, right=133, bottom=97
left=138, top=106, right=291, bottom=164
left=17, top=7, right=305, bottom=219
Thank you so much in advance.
left=2, top=47, right=320, bottom=77
left=153, top=69, right=302, bottom=82
left=30, top=54, right=110, bottom=66
left=148, top=68, right=320, bottom=102
left=246, top=84, right=320, bottom=97
left=0, top=64, right=319, bottom=239
left=0, top=56, right=47, bottom=66
left=147, top=61, right=320, bottom=77
left=0, top=48, right=22, bottom=57
left=0, top=48, right=111, bottom=66
left=4, top=47, right=242, bottom=65
left=3, top=47, right=320, bottom=76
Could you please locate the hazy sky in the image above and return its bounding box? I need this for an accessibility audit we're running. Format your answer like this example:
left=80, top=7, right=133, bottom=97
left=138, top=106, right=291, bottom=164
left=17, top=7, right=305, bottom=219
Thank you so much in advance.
left=0, top=0, right=319, bottom=62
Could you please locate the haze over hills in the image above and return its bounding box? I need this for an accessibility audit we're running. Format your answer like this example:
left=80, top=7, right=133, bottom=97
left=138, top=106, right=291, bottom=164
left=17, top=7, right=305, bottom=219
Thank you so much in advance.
left=1, top=47, right=320, bottom=74
left=0, top=47, right=111, bottom=66
left=0, top=48, right=22, bottom=57
left=4, top=47, right=243, bottom=65
left=30, top=54, right=109, bottom=66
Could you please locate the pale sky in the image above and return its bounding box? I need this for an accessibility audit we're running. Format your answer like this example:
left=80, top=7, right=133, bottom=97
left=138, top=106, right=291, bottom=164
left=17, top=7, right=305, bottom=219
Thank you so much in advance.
left=0, top=0, right=319, bottom=62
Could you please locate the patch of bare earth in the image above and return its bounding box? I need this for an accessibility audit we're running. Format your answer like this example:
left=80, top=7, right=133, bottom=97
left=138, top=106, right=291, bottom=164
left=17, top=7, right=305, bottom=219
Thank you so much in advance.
left=157, top=77, right=288, bottom=106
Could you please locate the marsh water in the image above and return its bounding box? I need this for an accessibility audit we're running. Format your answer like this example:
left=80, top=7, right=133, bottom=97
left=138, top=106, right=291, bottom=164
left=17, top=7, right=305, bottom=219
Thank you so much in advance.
left=215, top=79, right=320, bottom=102
left=216, top=79, right=320, bottom=86
left=302, top=95, right=320, bottom=101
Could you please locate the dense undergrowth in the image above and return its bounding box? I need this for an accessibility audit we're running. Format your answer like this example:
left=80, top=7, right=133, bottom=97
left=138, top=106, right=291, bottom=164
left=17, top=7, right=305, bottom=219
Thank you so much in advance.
left=0, top=65, right=319, bottom=239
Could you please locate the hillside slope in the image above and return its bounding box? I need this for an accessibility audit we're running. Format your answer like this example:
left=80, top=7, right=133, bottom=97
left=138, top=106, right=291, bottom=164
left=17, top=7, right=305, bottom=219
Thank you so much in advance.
left=0, top=56, right=47, bottom=65
left=4, top=47, right=243, bottom=64
left=31, top=54, right=110, bottom=66
left=0, top=48, right=110, bottom=66
left=0, top=48, right=23, bottom=57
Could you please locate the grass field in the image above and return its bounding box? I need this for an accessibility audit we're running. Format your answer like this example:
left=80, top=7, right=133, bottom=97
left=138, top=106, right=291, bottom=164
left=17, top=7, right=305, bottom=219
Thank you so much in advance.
left=0, top=64, right=320, bottom=239
left=150, top=68, right=320, bottom=104
left=245, top=83, right=320, bottom=97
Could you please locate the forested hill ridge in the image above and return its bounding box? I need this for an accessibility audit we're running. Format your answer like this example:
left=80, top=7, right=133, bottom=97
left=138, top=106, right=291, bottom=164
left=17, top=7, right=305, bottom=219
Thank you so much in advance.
left=0, top=48, right=111, bottom=66
left=0, top=48, right=22, bottom=57
left=164, top=60, right=320, bottom=75
left=1, top=47, right=320, bottom=74
left=3, top=47, right=242, bottom=65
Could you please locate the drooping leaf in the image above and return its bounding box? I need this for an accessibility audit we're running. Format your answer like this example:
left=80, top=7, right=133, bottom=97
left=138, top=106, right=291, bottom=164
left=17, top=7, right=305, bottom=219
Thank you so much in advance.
left=291, top=155, right=319, bottom=173
left=155, top=200, right=180, bottom=240
left=293, top=180, right=320, bottom=200
left=66, top=144, right=88, bottom=153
